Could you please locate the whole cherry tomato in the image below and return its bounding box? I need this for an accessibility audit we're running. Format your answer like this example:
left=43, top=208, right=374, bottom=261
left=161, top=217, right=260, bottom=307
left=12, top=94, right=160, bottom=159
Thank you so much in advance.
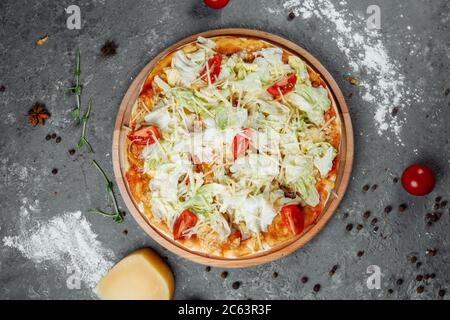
left=401, top=164, right=436, bottom=196
left=204, top=0, right=229, bottom=10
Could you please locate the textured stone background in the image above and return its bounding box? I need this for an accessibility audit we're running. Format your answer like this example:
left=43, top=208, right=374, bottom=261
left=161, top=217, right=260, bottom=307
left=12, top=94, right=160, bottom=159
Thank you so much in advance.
left=0, top=0, right=449, bottom=300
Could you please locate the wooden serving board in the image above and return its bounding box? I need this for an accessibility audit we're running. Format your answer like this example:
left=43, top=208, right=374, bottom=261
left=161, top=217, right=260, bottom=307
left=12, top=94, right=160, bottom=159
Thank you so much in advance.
left=112, top=28, right=354, bottom=267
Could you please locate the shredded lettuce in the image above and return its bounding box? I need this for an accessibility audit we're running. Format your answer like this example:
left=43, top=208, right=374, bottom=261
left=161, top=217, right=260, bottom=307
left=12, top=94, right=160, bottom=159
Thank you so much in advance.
left=223, top=194, right=277, bottom=233
left=231, top=73, right=263, bottom=94
left=172, top=51, right=202, bottom=87
left=307, top=142, right=337, bottom=177
left=253, top=48, right=293, bottom=83
left=231, top=153, right=279, bottom=187
left=288, top=55, right=310, bottom=83
left=282, top=155, right=320, bottom=206
left=153, top=75, right=171, bottom=93
left=183, top=183, right=226, bottom=216
left=286, top=85, right=331, bottom=125
left=291, top=176, right=320, bottom=207
left=164, top=68, right=181, bottom=87
left=144, top=106, right=171, bottom=128
left=197, top=36, right=216, bottom=49
left=212, top=105, right=248, bottom=130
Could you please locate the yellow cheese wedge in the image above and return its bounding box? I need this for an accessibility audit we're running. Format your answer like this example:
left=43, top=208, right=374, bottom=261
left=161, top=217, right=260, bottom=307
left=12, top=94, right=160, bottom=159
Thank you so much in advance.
left=95, top=248, right=174, bottom=300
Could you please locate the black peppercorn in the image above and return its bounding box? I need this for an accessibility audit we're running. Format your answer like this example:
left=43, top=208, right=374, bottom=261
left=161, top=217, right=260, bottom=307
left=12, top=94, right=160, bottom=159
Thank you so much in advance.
left=391, top=107, right=399, bottom=116
left=221, top=271, right=228, bottom=279
left=51, top=168, right=58, bottom=175
left=417, top=286, right=424, bottom=294
left=396, top=279, right=403, bottom=286
left=45, top=134, right=51, bottom=141
left=362, top=185, right=370, bottom=192
left=329, top=265, right=339, bottom=276
left=301, top=276, right=308, bottom=283
left=288, top=12, right=296, bottom=20
left=357, top=250, right=364, bottom=257
left=205, top=266, right=211, bottom=272
left=232, top=281, right=241, bottom=289
left=363, top=211, right=371, bottom=219
left=55, top=136, right=62, bottom=143
left=313, top=284, right=321, bottom=292
left=346, top=223, right=353, bottom=232
left=398, top=204, right=408, bottom=212
left=384, top=206, right=392, bottom=214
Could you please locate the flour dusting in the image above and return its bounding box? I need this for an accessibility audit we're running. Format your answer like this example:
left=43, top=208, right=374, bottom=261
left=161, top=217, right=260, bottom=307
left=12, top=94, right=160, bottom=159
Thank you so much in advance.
left=283, top=0, right=422, bottom=144
left=3, top=200, right=115, bottom=288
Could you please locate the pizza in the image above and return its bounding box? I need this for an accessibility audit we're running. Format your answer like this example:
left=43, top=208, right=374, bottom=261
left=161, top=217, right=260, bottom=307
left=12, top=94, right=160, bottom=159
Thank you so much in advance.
left=125, top=36, right=341, bottom=258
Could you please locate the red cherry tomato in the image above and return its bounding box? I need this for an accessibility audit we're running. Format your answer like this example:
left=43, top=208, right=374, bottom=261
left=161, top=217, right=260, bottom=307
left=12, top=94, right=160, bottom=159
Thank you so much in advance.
left=127, top=125, right=160, bottom=145
left=200, top=54, right=222, bottom=84
left=232, top=128, right=252, bottom=160
left=267, top=74, right=297, bottom=98
left=204, top=0, right=229, bottom=10
left=281, top=205, right=304, bottom=235
left=401, top=164, right=436, bottom=196
left=173, top=210, right=198, bottom=240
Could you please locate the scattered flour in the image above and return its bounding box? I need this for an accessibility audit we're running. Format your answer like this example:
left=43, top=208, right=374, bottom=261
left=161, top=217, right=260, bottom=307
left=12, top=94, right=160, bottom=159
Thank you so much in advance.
left=283, top=0, right=422, bottom=145
left=3, top=200, right=115, bottom=289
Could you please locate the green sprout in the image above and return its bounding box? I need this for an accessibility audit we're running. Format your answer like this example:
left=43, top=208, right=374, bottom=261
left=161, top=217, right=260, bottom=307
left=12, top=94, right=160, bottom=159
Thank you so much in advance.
left=78, top=98, right=94, bottom=153
left=66, top=48, right=82, bottom=123
left=89, top=160, right=124, bottom=223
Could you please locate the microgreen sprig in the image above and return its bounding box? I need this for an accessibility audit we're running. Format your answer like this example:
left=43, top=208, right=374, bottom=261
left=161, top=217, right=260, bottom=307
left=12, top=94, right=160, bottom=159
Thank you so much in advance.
left=78, top=98, right=94, bottom=152
left=66, top=48, right=82, bottom=123
left=89, top=160, right=124, bottom=223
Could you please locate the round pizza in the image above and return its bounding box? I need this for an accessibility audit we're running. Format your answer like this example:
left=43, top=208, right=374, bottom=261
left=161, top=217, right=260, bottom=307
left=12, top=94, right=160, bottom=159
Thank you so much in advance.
left=125, top=36, right=341, bottom=258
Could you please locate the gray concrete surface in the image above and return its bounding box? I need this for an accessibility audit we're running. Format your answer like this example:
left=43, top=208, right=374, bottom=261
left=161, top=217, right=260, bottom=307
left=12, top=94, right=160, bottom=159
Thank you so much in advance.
left=0, top=0, right=449, bottom=300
